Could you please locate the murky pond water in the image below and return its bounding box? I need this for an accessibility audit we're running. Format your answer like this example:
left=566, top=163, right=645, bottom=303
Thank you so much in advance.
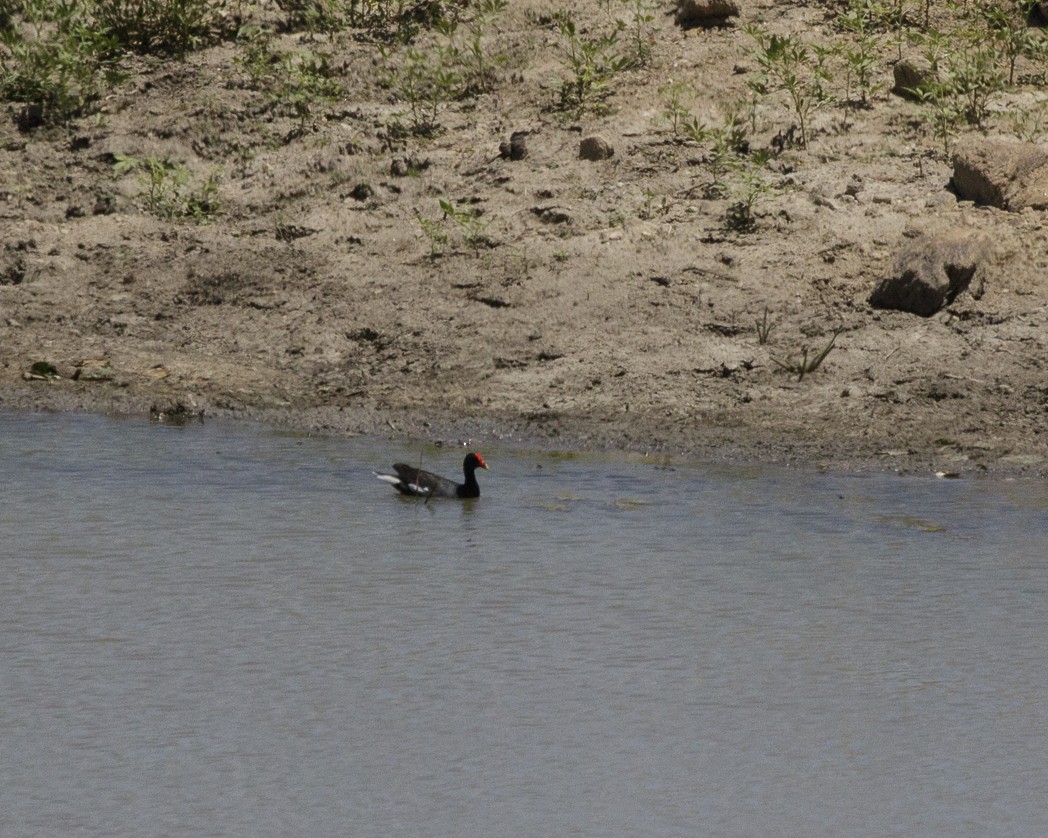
left=2, top=412, right=1047, bottom=837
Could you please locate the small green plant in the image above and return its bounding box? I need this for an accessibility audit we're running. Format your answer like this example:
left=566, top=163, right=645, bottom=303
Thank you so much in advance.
left=273, top=48, right=341, bottom=131
left=234, top=22, right=274, bottom=81
left=385, top=37, right=462, bottom=137
left=755, top=306, right=776, bottom=345
left=456, top=0, right=508, bottom=94
left=235, top=27, right=341, bottom=132
left=705, top=111, right=749, bottom=195
left=658, top=79, right=696, bottom=137
left=770, top=326, right=842, bottom=382
left=903, top=28, right=966, bottom=155
left=234, top=23, right=276, bottom=83
left=682, top=113, right=711, bottom=147
left=604, top=0, right=657, bottom=69
left=114, top=153, right=221, bottom=221
left=1007, top=98, right=1048, bottom=141
left=910, top=80, right=964, bottom=157
left=275, top=0, right=347, bottom=34
left=343, top=0, right=443, bottom=42
left=947, top=37, right=1005, bottom=127
left=657, top=79, right=726, bottom=151
left=977, top=0, right=1047, bottom=86
left=554, top=9, right=629, bottom=115
left=724, top=151, right=774, bottom=232
left=440, top=197, right=492, bottom=254
left=379, top=2, right=509, bottom=133
left=745, top=25, right=833, bottom=147
left=837, top=1, right=885, bottom=114
left=415, top=209, right=450, bottom=259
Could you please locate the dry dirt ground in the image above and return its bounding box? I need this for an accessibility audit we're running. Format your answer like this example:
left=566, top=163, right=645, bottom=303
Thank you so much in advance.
left=2, top=0, right=1047, bottom=475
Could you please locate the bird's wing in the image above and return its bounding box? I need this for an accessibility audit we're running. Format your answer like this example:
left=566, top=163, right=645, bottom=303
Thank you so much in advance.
left=393, top=464, right=459, bottom=497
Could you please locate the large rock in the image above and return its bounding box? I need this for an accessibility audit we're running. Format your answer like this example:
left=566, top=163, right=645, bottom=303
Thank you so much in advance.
left=578, top=134, right=614, bottom=161
left=952, top=138, right=1048, bottom=211
left=892, top=54, right=937, bottom=100
left=675, top=0, right=740, bottom=27
left=870, top=229, right=991, bottom=317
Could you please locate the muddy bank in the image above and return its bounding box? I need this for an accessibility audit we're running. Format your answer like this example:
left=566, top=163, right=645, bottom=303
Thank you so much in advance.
left=2, top=372, right=1045, bottom=478
left=2, top=1, right=1047, bottom=477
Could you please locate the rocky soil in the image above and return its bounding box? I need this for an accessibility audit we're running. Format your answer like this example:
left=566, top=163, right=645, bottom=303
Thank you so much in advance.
left=2, top=0, right=1047, bottom=475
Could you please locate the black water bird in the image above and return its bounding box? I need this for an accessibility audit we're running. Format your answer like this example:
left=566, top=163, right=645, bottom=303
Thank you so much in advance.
left=375, top=452, right=488, bottom=499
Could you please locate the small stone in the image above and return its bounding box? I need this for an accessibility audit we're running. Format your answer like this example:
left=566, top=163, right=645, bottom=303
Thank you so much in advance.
left=150, top=401, right=204, bottom=424
left=15, top=103, right=44, bottom=132
left=1, top=256, right=27, bottom=286
left=531, top=206, right=573, bottom=225
left=348, top=183, right=374, bottom=201
left=25, top=361, right=60, bottom=381
left=579, top=135, right=614, bottom=161
left=499, top=130, right=529, bottom=161
left=73, top=359, right=114, bottom=382
left=389, top=156, right=429, bottom=177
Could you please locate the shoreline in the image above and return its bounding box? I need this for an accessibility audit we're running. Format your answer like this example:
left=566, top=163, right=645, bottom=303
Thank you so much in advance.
left=4, top=381, right=1045, bottom=479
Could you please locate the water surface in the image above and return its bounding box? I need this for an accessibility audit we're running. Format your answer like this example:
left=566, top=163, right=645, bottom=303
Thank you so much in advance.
left=1, top=413, right=1046, bottom=837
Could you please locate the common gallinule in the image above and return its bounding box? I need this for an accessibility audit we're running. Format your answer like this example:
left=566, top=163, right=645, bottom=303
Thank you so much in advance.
left=375, top=452, right=488, bottom=499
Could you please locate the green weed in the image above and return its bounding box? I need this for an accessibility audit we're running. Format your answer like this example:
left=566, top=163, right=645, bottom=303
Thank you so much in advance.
left=909, top=80, right=963, bottom=156
left=273, top=48, right=342, bottom=131
left=345, top=0, right=443, bottom=43
left=91, top=0, right=217, bottom=57
left=413, top=197, right=492, bottom=257
left=440, top=197, right=493, bottom=254
left=745, top=25, right=834, bottom=147
left=705, top=111, right=749, bottom=196
left=770, top=327, right=842, bottom=382
left=386, top=37, right=462, bottom=137
left=947, top=37, right=1005, bottom=127
left=755, top=306, right=776, bottom=345
left=275, top=0, right=348, bottom=34
left=0, top=0, right=121, bottom=127
left=658, top=80, right=696, bottom=137
left=381, top=1, right=509, bottom=134
left=976, top=0, right=1047, bottom=86
left=723, top=151, right=774, bottom=232
left=604, top=0, right=658, bottom=69
left=1007, top=97, right=1048, bottom=142
left=415, top=209, right=450, bottom=259
left=554, top=9, right=629, bottom=115
left=457, top=0, right=508, bottom=95
left=837, top=0, right=885, bottom=114
left=235, top=26, right=341, bottom=132
left=114, top=153, right=221, bottom=222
